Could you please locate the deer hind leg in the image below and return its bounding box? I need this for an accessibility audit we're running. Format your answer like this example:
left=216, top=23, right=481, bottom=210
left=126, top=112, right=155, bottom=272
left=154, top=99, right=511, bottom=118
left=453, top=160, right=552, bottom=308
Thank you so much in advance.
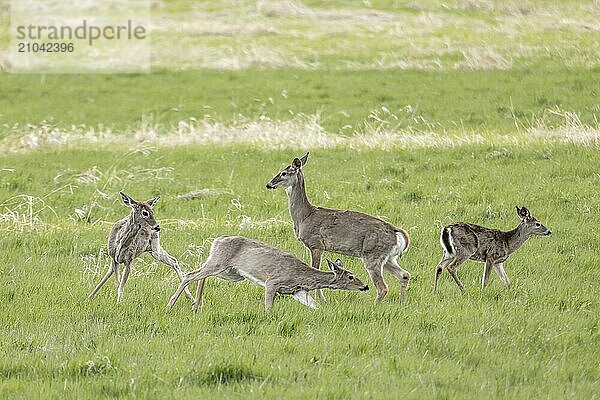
left=481, top=259, right=494, bottom=289
left=493, top=262, right=510, bottom=288
left=308, top=247, right=326, bottom=301
left=446, top=253, right=470, bottom=293
left=167, top=260, right=226, bottom=310
left=364, top=256, right=388, bottom=302
left=434, top=256, right=454, bottom=293
left=149, top=246, right=193, bottom=301
left=86, top=259, right=118, bottom=301
left=191, top=279, right=206, bottom=312
left=383, top=257, right=411, bottom=301
left=113, top=262, right=121, bottom=288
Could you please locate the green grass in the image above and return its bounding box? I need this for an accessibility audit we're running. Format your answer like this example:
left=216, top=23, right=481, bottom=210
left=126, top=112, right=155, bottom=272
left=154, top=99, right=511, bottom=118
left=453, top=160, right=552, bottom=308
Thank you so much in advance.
left=0, top=145, right=598, bottom=399
left=1, top=68, right=599, bottom=133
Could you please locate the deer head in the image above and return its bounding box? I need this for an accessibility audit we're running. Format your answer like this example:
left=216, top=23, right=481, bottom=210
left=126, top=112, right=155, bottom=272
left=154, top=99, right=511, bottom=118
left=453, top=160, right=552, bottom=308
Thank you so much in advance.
left=326, top=258, right=369, bottom=291
left=516, top=205, right=551, bottom=236
left=120, top=191, right=161, bottom=232
left=266, top=152, right=309, bottom=190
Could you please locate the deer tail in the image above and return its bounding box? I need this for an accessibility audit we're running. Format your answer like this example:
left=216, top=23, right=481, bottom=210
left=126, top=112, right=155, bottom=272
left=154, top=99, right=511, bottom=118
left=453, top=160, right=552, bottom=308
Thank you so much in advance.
left=440, top=227, right=454, bottom=257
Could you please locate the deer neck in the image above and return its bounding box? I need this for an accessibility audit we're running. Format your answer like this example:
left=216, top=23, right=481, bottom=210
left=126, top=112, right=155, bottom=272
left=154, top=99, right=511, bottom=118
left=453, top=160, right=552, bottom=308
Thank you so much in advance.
left=295, top=268, right=336, bottom=290
left=505, top=223, right=529, bottom=254
left=125, top=213, right=141, bottom=231
left=121, top=213, right=144, bottom=241
left=114, top=214, right=143, bottom=257
left=286, top=171, right=314, bottom=226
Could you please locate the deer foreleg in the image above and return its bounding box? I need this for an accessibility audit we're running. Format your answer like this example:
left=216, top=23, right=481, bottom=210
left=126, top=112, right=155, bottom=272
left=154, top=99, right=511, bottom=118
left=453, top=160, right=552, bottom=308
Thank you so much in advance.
left=117, top=261, right=131, bottom=303
left=481, top=259, right=494, bottom=289
left=308, top=247, right=326, bottom=301
left=264, top=281, right=277, bottom=310
left=149, top=242, right=193, bottom=301
left=291, top=291, right=319, bottom=309
left=493, top=263, right=510, bottom=288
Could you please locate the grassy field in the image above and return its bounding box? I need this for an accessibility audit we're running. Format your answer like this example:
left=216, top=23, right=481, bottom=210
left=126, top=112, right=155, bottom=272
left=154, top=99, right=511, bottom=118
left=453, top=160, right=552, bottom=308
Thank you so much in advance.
left=1, top=68, right=599, bottom=134
left=1, top=145, right=599, bottom=399
left=1, top=0, right=599, bottom=399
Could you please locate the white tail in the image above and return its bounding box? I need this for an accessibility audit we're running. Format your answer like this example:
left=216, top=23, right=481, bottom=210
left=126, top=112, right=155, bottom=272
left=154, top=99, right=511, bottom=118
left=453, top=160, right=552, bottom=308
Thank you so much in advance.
left=266, top=152, right=410, bottom=302
left=86, top=191, right=192, bottom=303
left=167, top=236, right=369, bottom=311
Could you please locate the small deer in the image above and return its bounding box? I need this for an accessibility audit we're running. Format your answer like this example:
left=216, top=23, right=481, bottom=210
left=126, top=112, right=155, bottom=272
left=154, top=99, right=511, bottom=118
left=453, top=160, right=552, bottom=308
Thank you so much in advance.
left=266, top=152, right=410, bottom=302
left=86, top=192, right=192, bottom=303
left=433, top=205, right=552, bottom=293
left=167, top=236, right=369, bottom=311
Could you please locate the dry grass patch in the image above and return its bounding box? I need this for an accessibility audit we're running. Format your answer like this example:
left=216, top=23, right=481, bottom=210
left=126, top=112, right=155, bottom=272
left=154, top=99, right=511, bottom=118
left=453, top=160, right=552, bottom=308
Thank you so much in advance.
left=2, top=108, right=598, bottom=153
left=0, top=0, right=597, bottom=70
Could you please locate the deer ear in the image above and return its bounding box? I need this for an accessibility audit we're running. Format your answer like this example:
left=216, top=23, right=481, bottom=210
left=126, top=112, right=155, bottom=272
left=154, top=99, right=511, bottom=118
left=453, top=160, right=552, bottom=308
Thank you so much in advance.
left=299, top=152, right=309, bottom=166
left=334, top=258, right=343, bottom=268
left=146, top=196, right=160, bottom=209
left=120, top=191, right=135, bottom=208
left=292, top=157, right=302, bottom=169
left=516, top=205, right=530, bottom=219
left=326, top=259, right=337, bottom=274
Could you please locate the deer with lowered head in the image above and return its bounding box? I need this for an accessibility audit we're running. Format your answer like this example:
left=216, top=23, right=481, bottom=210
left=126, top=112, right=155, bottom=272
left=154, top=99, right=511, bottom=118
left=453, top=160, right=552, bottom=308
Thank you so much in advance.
left=167, top=235, right=369, bottom=311
left=433, top=205, right=551, bottom=293
left=266, top=152, right=410, bottom=302
left=86, top=191, right=192, bottom=303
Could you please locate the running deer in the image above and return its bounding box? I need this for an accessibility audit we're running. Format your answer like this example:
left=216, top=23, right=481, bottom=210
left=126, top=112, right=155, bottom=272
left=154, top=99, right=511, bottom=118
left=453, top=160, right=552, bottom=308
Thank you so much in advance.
left=86, top=192, right=193, bottom=303
left=167, top=236, right=369, bottom=311
left=266, top=153, right=410, bottom=302
left=433, top=206, right=551, bottom=293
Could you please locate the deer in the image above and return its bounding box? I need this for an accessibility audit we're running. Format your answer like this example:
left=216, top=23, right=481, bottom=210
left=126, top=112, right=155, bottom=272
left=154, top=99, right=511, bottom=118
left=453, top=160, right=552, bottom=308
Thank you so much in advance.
left=433, top=205, right=552, bottom=293
left=265, top=152, right=410, bottom=303
left=167, top=235, right=369, bottom=311
left=86, top=191, right=193, bottom=303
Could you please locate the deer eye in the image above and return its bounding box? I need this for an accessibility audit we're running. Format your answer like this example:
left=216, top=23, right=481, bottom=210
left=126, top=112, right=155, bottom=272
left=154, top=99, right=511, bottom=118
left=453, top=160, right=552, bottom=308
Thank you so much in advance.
left=142, top=210, right=149, bottom=218
left=535, top=222, right=541, bottom=227
left=281, top=172, right=287, bottom=177
left=348, top=275, right=354, bottom=280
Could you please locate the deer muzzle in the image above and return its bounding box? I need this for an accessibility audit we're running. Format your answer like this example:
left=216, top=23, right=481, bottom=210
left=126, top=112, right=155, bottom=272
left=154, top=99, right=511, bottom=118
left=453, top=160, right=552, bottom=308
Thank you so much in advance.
left=544, top=230, right=552, bottom=236
left=266, top=182, right=276, bottom=189
left=153, top=225, right=161, bottom=232
left=360, top=285, right=369, bottom=291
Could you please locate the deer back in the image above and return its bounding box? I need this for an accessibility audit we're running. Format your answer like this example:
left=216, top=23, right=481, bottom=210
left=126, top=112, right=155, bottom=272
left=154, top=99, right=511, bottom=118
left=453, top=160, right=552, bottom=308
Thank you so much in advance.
left=301, top=208, right=401, bottom=256
left=210, top=237, right=320, bottom=286
left=210, top=236, right=309, bottom=283
left=445, top=222, right=512, bottom=262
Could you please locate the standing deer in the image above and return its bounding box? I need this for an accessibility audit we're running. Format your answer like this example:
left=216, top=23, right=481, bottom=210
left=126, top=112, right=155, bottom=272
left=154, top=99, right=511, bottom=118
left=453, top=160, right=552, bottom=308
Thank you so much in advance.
left=167, top=236, right=369, bottom=311
left=86, top=191, right=193, bottom=303
left=433, top=205, right=551, bottom=293
left=266, top=152, right=410, bottom=302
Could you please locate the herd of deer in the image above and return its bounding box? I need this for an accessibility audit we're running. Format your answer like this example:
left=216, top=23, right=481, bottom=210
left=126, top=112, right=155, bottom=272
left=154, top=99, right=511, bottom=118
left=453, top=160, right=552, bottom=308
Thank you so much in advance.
left=86, top=152, right=552, bottom=311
